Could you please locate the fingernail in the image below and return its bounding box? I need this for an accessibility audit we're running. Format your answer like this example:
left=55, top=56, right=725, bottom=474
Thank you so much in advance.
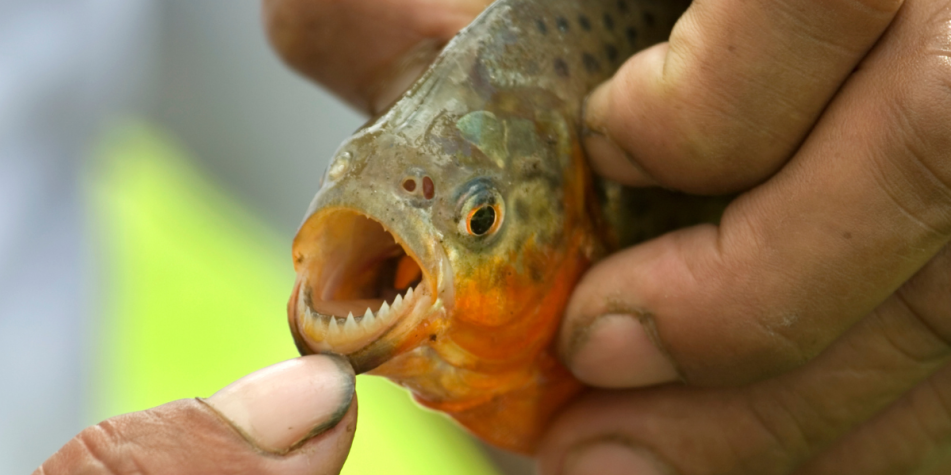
left=569, top=314, right=679, bottom=388
left=563, top=442, right=668, bottom=475
left=204, top=354, right=355, bottom=454
left=583, top=84, right=656, bottom=187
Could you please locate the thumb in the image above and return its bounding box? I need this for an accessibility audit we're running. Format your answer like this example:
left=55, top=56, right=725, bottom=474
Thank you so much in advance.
left=37, top=355, right=356, bottom=475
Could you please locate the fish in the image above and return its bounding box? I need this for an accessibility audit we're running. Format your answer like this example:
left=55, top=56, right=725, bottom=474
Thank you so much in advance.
left=287, top=0, right=726, bottom=453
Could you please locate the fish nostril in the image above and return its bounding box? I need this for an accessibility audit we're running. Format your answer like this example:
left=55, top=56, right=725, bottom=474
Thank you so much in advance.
left=423, top=176, right=435, bottom=200
left=402, top=178, right=417, bottom=193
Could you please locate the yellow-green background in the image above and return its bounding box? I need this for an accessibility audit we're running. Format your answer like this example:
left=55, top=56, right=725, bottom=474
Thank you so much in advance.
left=89, top=122, right=500, bottom=475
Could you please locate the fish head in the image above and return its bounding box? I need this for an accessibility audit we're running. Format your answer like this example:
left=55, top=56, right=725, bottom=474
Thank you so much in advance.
left=289, top=86, right=594, bottom=377
left=288, top=2, right=597, bottom=380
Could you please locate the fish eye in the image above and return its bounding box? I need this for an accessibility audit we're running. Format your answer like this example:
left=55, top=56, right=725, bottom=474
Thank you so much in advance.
left=466, top=204, right=500, bottom=236
left=455, top=179, right=504, bottom=239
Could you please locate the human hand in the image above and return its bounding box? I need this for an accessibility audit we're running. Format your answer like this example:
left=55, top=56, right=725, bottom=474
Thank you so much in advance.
left=542, top=0, right=951, bottom=474
left=36, top=355, right=356, bottom=475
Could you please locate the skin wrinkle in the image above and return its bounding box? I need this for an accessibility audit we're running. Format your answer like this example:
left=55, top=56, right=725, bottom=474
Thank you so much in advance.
left=662, top=222, right=823, bottom=382
left=75, top=428, right=123, bottom=475
left=126, top=451, right=149, bottom=475
left=921, top=378, right=951, bottom=446
left=768, top=1, right=868, bottom=58
left=711, top=203, right=824, bottom=371
left=781, top=270, right=951, bottom=471
left=741, top=391, right=812, bottom=473
left=866, top=143, right=948, bottom=239
left=688, top=1, right=870, bottom=151
left=802, top=371, right=945, bottom=475
left=893, top=291, right=951, bottom=363
left=891, top=77, right=951, bottom=191
left=750, top=306, right=945, bottom=473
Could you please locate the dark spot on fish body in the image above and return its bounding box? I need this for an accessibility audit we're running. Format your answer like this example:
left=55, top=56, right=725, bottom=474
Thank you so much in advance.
left=556, top=17, right=570, bottom=33
left=605, top=44, right=619, bottom=62
left=515, top=198, right=531, bottom=221
left=625, top=26, right=638, bottom=46
left=529, top=264, right=544, bottom=283
left=429, top=334, right=437, bottom=342
left=423, top=176, right=435, bottom=200
left=617, top=0, right=628, bottom=12
left=843, top=232, right=853, bottom=239
left=582, top=53, right=600, bottom=73
left=536, top=19, right=547, bottom=34
left=578, top=15, right=592, bottom=31
left=554, top=58, right=570, bottom=78
left=603, top=13, right=615, bottom=30
left=643, top=11, right=655, bottom=27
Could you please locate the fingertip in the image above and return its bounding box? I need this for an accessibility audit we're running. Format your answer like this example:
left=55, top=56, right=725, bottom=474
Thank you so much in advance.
left=582, top=46, right=670, bottom=188
left=564, top=314, right=680, bottom=388
left=206, top=355, right=356, bottom=454
left=563, top=442, right=668, bottom=475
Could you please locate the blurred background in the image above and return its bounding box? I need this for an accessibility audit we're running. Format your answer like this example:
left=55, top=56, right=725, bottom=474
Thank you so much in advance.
left=0, top=1, right=528, bottom=473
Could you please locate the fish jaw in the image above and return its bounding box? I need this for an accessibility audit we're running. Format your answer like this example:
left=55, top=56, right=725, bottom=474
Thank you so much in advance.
left=288, top=206, right=453, bottom=373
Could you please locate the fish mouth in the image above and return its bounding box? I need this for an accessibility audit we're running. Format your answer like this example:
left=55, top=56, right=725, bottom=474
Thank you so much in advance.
left=289, top=208, right=441, bottom=366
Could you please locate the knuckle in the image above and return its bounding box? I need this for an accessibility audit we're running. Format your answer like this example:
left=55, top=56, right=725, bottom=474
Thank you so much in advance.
left=610, top=52, right=787, bottom=194
left=666, top=97, right=784, bottom=194
left=900, top=4, right=951, bottom=190
left=744, top=389, right=813, bottom=466
left=72, top=422, right=142, bottom=475
left=684, top=309, right=822, bottom=385
left=872, top=9, right=951, bottom=238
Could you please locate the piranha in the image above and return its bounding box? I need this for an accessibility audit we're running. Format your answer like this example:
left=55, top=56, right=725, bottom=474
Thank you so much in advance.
left=287, top=0, right=725, bottom=453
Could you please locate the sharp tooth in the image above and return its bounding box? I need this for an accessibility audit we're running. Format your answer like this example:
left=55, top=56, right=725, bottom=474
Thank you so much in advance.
left=363, top=308, right=375, bottom=327
left=392, top=293, right=403, bottom=310
left=405, top=286, right=414, bottom=301
left=328, top=316, right=340, bottom=335
left=378, top=301, right=390, bottom=320
left=345, top=312, right=358, bottom=333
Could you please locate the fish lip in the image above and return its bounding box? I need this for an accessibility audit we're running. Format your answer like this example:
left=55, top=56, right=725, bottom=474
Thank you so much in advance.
left=288, top=206, right=452, bottom=373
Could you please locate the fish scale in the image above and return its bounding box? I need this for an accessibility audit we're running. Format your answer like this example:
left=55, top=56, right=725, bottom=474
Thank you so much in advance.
left=288, top=0, right=727, bottom=453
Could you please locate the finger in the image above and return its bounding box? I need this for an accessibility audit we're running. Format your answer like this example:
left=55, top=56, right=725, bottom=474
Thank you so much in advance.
left=793, top=365, right=951, bottom=475
left=794, top=244, right=951, bottom=475
left=538, top=244, right=951, bottom=475
left=561, top=0, right=951, bottom=387
left=263, top=0, right=492, bottom=114
left=583, top=0, right=903, bottom=193
left=36, top=355, right=357, bottom=475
